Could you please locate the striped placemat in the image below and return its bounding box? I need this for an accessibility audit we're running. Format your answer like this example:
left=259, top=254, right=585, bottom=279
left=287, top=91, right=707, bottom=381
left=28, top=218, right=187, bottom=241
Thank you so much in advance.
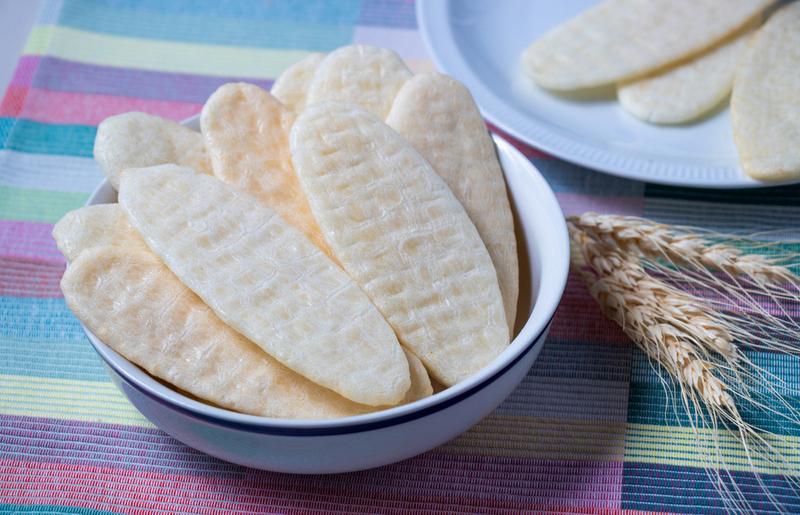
left=1, top=1, right=798, bottom=513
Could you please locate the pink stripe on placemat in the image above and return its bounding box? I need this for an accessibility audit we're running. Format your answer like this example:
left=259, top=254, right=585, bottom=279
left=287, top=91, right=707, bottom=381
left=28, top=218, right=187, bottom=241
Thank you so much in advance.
left=0, top=220, right=65, bottom=298
left=17, top=88, right=203, bottom=126
left=2, top=455, right=624, bottom=514
left=548, top=273, right=628, bottom=343
left=557, top=193, right=644, bottom=219
left=0, top=220, right=63, bottom=261
left=0, top=255, right=65, bottom=298
left=0, top=86, right=27, bottom=118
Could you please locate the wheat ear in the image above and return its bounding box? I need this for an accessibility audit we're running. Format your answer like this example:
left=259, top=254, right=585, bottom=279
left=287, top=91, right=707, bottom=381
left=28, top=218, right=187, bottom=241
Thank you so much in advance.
left=573, top=228, right=738, bottom=407
left=570, top=226, right=800, bottom=512
left=568, top=213, right=800, bottom=286
left=569, top=213, right=800, bottom=356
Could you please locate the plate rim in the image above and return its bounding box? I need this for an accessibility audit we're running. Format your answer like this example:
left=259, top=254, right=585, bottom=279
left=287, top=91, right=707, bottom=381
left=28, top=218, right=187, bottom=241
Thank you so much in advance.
left=416, top=0, right=797, bottom=190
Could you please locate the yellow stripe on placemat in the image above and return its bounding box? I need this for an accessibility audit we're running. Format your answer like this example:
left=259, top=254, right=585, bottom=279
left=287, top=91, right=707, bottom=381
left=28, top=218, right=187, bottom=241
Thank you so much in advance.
left=23, top=26, right=309, bottom=79
left=23, top=25, right=54, bottom=56
left=0, top=374, right=153, bottom=427
left=625, top=423, right=800, bottom=475
left=437, top=415, right=628, bottom=461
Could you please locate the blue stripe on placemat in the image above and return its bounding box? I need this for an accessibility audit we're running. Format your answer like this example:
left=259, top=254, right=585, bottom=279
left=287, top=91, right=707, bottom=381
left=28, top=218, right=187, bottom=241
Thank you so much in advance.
left=645, top=182, right=800, bottom=207
left=358, top=0, right=417, bottom=29
left=0, top=336, right=107, bottom=382
left=78, top=0, right=362, bottom=24
left=0, top=118, right=14, bottom=149
left=628, top=349, right=800, bottom=437
left=2, top=119, right=96, bottom=157
left=58, top=0, right=354, bottom=50
left=622, top=461, right=799, bottom=514
left=0, top=297, right=84, bottom=340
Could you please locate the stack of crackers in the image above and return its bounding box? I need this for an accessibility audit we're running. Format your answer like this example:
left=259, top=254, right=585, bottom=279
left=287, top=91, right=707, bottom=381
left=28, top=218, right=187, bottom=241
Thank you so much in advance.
left=54, top=45, right=520, bottom=420
left=520, top=0, right=799, bottom=182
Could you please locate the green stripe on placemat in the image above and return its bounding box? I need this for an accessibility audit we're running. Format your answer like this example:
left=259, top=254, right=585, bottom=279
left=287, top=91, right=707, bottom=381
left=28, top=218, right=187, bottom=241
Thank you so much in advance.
left=0, top=185, right=88, bottom=223
left=2, top=118, right=96, bottom=157
left=645, top=182, right=800, bottom=207
left=0, top=374, right=151, bottom=427
left=25, top=25, right=310, bottom=80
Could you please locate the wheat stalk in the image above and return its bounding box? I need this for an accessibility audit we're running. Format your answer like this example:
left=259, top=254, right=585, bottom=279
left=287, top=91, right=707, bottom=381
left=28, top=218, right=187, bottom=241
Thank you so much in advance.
left=573, top=228, right=738, bottom=406
left=568, top=212, right=800, bottom=286
left=569, top=224, right=800, bottom=513
left=570, top=213, right=800, bottom=356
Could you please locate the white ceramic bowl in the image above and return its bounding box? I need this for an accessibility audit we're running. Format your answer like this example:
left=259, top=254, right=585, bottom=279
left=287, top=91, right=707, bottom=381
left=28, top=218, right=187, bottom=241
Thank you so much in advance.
left=79, top=115, right=569, bottom=474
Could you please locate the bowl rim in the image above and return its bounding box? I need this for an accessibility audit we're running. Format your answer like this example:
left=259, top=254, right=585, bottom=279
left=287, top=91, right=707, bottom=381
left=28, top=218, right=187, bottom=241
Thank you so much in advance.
left=81, top=119, right=570, bottom=433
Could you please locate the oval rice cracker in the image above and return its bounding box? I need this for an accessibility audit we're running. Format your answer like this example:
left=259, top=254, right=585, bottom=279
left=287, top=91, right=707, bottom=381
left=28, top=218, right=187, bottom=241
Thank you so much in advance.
left=94, top=111, right=213, bottom=190
left=61, top=246, right=391, bottom=420
left=618, top=20, right=757, bottom=124
left=520, top=0, right=773, bottom=91
left=305, top=44, right=413, bottom=120
left=731, top=2, right=800, bottom=181
left=290, top=101, right=509, bottom=387
left=52, top=204, right=149, bottom=263
left=270, top=52, right=325, bottom=112
left=386, top=72, right=519, bottom=335
left=118, top=164, right=411, bottom=407
left=201, top=82, right=336, bottom=260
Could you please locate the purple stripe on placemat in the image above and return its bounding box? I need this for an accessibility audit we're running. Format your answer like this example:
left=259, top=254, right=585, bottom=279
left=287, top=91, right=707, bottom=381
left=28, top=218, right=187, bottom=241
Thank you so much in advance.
left=31, top=57, right=273, bottom=104
left=0, top=220, right=63, bottom=262
left=9, top=56, right=40, bottom=88
left=1, top=414, right=624, bottom=510
left=0, top=414, right=235, bottom=478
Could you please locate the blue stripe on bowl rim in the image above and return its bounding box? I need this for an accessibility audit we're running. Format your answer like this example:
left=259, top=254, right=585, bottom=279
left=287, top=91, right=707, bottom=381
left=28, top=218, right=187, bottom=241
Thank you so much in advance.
left=90, top=315, right=552, bottom=437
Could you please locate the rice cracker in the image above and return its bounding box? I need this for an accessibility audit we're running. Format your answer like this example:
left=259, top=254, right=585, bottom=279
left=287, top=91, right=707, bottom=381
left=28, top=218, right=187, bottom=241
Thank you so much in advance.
left=291, top=101, right=509, bottom=387
left=270, top=52, right=326, bottom=112
left=520, top=0, right=773, bottom=90
left=61, top=246, right=431, bottom=419
left=731, top=2, right=800, bottom=181
left=618, top=19, right=758, bottom=124
left=386, top=72, right=519, bottom=335
left=94, top=111, right=213, bottom=190
left=118, top=164, right=411, bottom=407
left=52, top=204, right=149, bottom=262
left=306, top=44, right=412, bottom=119
left=201, top=82, right=336, bottom=260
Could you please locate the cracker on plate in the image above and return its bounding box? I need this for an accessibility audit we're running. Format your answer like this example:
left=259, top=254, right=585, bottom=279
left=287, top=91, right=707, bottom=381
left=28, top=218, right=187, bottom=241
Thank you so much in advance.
left=617, top=19, right=758, bottom=124
left=93, top=111, right=213, bottom=190
left=386, top=72, right=519, bottom=335
left=520, top=0, right=773, bottom=91
left=291, top=101, right=509, bottom=387
left=731, top=2, right=800, bottom=181
left=118, top=164, right=412, bottom=407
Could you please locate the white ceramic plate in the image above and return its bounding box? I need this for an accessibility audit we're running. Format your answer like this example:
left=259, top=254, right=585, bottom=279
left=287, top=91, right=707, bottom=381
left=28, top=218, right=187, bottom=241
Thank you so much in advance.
left=417, top=0, right=797, bottom=189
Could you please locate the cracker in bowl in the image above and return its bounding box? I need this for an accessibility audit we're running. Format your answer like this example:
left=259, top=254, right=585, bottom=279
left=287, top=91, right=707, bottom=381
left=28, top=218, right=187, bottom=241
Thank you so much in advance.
left=291, top=101, right=509, bottom=387
left=118, top=164, right=412, bottom=407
